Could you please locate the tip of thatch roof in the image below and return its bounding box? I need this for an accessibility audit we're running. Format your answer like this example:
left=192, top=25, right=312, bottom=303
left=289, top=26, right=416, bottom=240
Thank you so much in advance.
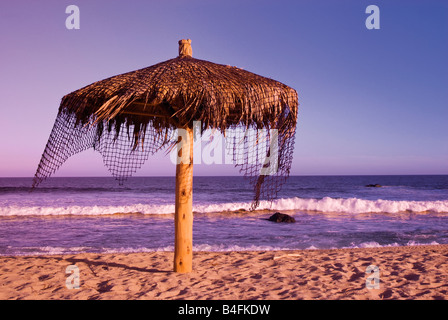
left=178, top=39, right=192, bottom=57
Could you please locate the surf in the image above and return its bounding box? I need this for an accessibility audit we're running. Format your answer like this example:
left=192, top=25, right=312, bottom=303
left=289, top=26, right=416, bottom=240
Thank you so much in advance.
left=1, top=197, right=448, bottom=217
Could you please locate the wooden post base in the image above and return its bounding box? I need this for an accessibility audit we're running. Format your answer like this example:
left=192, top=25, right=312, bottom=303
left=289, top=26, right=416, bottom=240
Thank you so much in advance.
left=174, top=127, right=194, bottom=273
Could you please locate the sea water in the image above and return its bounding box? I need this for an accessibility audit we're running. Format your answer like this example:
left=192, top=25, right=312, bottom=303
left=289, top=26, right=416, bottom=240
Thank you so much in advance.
left=0, top=175, right=447, bottom=255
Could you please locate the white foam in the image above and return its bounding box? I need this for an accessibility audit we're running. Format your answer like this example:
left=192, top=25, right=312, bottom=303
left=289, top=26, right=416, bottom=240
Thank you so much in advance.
left=1, top=197, right=447, bottom=216
left=265, top=197, right=448, bottom=214
left=0, top=204, right=175, bottom=216
left=0, top=246, right=96, bottom=256
left=344, top=240, right=440, bottom=249
left=193, top=197, right=448, bottom=214
left=5, top=240, right=441, bottom=256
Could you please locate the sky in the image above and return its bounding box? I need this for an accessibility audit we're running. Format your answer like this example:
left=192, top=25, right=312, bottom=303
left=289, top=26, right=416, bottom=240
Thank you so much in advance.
left=0, top=0, right=447, bottom=177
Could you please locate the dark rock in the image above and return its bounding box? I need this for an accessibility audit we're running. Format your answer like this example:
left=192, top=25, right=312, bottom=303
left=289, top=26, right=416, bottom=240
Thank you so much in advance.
left=379, top=289, right=394, bottom=299
left=404, top=273, right=420, bottom=281
left=365, top=184, right=382, bottom=188
left=268, top=212, right=296, bottom=223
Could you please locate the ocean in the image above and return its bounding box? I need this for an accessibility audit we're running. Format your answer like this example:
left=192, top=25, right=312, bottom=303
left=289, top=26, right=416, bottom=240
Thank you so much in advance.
left=0, top=175, right=447, bottom=256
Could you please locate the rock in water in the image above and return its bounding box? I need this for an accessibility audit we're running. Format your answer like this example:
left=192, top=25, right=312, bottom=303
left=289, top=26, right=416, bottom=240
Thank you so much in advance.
left=365, top=184, right=382, bottom=188
left=268, top=212, right=296, bottom=223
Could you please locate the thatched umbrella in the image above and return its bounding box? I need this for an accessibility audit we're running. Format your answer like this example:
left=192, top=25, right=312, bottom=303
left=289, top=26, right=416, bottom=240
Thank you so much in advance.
left=33, top=39, right=298, bottom=273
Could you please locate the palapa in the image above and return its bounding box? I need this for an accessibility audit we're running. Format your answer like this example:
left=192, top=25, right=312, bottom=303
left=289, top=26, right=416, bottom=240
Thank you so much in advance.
left=33, top=39, right=299, bottom=272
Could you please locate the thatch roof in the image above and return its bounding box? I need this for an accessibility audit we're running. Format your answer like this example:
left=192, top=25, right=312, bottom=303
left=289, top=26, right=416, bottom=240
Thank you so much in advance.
left=61, top=44, right=298, bottom=134
left=33, top=40, right=299, bottom=209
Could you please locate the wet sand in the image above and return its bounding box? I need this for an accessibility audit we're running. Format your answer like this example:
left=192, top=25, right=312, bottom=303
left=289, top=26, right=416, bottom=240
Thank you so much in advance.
left=0, top=244, right=447, bottom=300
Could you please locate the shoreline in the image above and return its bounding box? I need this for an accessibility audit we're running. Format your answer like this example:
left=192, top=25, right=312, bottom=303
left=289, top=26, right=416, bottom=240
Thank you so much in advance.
left=1, top=244, right=447, bottom=300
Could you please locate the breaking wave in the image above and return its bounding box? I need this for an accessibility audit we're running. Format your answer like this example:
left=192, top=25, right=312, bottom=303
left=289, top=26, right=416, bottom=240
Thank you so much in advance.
left=265, top=197, right=448, bottom=214
left=1, top=197, right=448, bottom=217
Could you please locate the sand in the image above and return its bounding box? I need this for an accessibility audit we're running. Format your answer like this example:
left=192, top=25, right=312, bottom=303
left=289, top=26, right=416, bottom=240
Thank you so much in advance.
left=0, top=244, right=447, bottom=300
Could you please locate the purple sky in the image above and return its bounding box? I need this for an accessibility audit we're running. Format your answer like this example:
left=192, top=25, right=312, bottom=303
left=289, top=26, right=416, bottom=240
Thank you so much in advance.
left=0, top=0, right=447, bottom=177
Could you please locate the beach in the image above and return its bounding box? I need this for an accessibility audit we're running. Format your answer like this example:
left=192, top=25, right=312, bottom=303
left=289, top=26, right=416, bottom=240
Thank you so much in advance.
left=1, top=244, right=447, bottom=300
left=1, top=176, right=447, bottom=300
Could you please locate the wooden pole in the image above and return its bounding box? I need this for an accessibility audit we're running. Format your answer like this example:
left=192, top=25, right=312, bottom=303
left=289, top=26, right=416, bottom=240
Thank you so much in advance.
left=174, top=126, right=194, bottom=273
